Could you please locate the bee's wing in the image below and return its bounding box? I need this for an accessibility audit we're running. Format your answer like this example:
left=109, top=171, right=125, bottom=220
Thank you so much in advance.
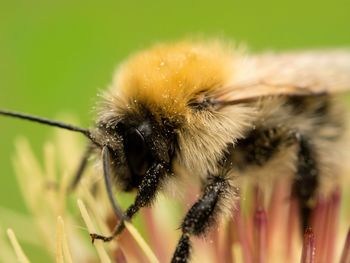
left=212, top=50, right=350, bottom=104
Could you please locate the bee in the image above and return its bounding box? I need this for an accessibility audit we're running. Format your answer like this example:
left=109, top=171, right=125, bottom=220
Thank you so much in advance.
left=1, top=40, right=350, bottom=263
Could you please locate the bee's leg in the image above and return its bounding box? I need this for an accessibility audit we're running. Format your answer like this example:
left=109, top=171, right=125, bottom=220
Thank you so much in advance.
left=292, top=134, right=319, bottom=232
left=121, top=162, right=166, bottom=222
left=90, top=148, right=166, bottom=242
left=171, top=175, right=230, bottom=263
left=69, top=144, right=94, bottom=191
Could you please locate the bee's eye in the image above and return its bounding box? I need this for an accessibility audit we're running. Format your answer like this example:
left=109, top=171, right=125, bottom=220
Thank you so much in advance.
left=124, top=127, right=150, bottom=176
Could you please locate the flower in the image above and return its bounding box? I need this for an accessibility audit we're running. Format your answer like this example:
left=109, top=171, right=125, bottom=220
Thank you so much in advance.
left=0, top=127, right=349, bottom=263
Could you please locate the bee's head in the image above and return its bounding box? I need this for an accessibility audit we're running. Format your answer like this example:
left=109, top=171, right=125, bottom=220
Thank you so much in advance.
left=94, top=106, right=176, bottom=192
left=91, top=40, right=249, bottom=187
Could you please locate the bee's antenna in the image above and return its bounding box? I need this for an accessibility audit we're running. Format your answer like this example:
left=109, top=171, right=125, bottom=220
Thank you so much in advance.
left=0, top=109, right=92, bottom=139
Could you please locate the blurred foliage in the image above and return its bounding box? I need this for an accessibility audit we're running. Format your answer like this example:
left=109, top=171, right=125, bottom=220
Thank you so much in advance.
left=0, top=0, right=349, bottom=261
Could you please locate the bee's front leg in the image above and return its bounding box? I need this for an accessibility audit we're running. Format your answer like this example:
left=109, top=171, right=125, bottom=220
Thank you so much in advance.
left=171, top=174, right=232, bottom=263
left=90, top=146, right=167, bottom=243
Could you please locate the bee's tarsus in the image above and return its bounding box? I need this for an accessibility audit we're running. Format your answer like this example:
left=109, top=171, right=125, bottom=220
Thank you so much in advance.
left=110, top=220, right=126, bottom=237
left=90, top=219, right=125, bottom=245
left=90, top=233, right=114, bottom=243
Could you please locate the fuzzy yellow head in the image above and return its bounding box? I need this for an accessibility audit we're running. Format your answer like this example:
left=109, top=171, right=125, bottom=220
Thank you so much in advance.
left=109, top=40, right=236, bottom=119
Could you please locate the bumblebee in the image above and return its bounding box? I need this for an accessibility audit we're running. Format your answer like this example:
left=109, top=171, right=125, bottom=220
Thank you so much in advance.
left=1, top=40, right=350, bottom=262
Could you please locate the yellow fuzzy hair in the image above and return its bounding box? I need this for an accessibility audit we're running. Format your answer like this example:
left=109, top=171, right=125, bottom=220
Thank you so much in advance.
left=110, top=40, right=237, bottom=118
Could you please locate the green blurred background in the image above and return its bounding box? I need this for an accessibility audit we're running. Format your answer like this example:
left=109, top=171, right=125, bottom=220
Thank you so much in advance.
left=0, top=0, right=349, bottom=261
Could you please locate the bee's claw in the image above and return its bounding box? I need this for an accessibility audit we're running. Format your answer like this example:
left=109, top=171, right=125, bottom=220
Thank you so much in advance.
left=90, top=233, right=113, bottom=243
